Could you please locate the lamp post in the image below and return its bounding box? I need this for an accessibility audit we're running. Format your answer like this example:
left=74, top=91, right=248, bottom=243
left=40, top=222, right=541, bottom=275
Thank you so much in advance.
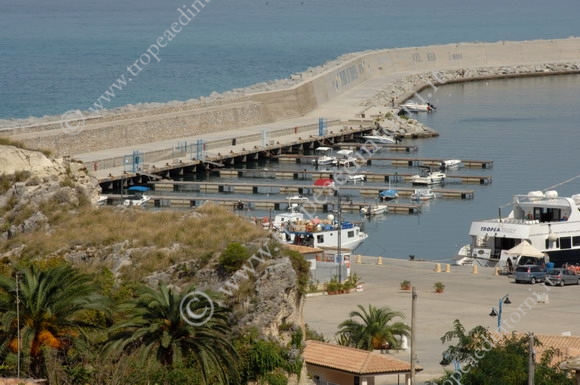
left=15, top=272, right=21, bottom=379
left=337, top=194, right=342, bottom=283
left=490, top=294, right=511, bottom=332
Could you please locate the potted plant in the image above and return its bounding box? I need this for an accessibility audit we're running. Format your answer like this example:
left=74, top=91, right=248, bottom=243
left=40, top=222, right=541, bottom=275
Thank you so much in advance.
left=343, top=279, right=356, bottom=293
left=400, top=280, right=411, bottom=290
left=349, top=273, right=364, bottom=291
left=325, top=276, right=341, bottom=295
left=434, top=281, right=445, bottom=293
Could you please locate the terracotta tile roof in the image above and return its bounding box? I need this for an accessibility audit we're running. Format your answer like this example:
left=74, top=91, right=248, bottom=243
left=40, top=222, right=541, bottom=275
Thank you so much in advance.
left=284, top=244, right=324, bottom=255
left=494, top=332, right=580, bottom=366
left=303, top=340, right=422, bottom=375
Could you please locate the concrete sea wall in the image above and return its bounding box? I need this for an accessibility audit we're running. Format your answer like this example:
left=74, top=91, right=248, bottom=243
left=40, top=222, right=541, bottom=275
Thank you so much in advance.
left=3, top=38, right=580, bottom=157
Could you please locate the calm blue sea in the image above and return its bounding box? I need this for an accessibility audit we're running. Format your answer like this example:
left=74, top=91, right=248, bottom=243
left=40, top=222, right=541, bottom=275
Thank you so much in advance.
left=1, top=0, right=580, bottom=119
left=2, top=0, right=580, bottom=261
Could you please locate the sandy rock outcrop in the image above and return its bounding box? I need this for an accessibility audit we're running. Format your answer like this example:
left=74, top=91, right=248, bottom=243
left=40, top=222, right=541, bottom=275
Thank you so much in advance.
left=0, top=145, right=102, bottom=240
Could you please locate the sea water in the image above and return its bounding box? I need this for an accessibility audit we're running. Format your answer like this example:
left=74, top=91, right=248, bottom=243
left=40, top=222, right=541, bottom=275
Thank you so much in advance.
left=2, top=0, right=580, bottom=262
left=1, top=0, right=580, bottom=119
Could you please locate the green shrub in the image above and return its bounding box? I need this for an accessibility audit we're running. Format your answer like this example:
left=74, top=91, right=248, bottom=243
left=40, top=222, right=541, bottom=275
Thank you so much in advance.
left=219, top=242, right=251, bottom=273
left=265, top=369, right=288, bottom=385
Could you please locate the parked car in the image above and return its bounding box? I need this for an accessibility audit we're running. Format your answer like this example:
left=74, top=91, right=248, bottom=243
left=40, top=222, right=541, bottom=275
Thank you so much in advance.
left=545, top=268, right=579, bottom=286
left=514, top=265, right=546, bottom=284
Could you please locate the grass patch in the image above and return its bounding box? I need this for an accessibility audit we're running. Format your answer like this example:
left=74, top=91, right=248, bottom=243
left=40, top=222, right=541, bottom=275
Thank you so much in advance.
left=1, top=203, right=268, bottom=281
left=0, top=137, right=52, bottom=157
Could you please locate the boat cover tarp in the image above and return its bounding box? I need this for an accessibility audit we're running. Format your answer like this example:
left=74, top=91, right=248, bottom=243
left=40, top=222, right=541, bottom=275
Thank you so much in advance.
left=314, top=178, right=334, bottom=187
left=128, top=186, right=150, bottom=192
left=504, top=240, right=545, bottom=258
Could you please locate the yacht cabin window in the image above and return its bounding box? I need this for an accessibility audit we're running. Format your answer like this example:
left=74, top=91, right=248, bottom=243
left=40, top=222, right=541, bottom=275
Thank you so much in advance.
left=560, top=237, right=572, bottom=250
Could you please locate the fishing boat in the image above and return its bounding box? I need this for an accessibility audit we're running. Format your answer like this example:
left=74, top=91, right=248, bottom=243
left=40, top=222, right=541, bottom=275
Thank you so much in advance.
left=455, top=190, right=580, bottom=268
left=123, top=186, right=151, bottom=207
left=379, top=189, right=399, bottom=201
left=411, top=166, right=446, bottom=185
left=267, top=207, right=368, bottom=250
left=311, top=146, right=337, bottom=166
left=360, top=204, right=389, bottom=216
left=410, top=188, right=437, bottom=201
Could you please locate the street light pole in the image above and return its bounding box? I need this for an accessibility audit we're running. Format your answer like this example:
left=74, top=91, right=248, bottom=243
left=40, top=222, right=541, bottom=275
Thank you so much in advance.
left=337, top=194, right=342, bottom=283
left=410, top=287, right=417, bottom=385
left=528, top=332, right=535, bottom=385
left=16, top=272, right=21, bottom=379
left=497, top=294, right=510, bottom=332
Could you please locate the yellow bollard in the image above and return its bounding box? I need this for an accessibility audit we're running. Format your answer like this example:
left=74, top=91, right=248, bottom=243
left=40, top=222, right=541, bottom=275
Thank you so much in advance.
left=377, top=256, right=383, bottom=265
left=445, top=264, right=451, bottom=273
left=434, top=263, right=441, bottom=273
left=356, top=254, right=362, bottom=264
left=472, top=265, right=479, bottom=274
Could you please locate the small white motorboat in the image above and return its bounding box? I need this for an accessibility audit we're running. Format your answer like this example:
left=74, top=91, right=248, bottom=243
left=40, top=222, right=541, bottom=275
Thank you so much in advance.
left=400, top=101, right=437, bottom=112
left=411, top=166, right=446, bottom=185
left=287, top=195, right=309, bottom=204
left=311, top=146, right=337, bottom=166
left=360, top=204, right=389, bottom=216
left=410, top=188, right=437, bottom=201
left=96, top=195, right=108, bottom=206
left=362, top=135, right=396, bottom=144
left=346, top=174, right=366, bottom=183
left=439, top=159, right=462, bottom=170
left=336, top=150, right=357, bottom=167
left=123, top=186, right=151, bottom=207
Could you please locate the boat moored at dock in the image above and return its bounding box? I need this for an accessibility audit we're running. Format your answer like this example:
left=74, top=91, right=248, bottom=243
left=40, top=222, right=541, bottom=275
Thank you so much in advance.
left=456, top=190, right=580, bottom=268
left=266, top=207, right=368, bottom=250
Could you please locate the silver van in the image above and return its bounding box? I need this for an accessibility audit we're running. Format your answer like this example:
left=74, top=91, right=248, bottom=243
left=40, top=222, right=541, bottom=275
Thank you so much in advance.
left=514, top=265, right=546, bottom=284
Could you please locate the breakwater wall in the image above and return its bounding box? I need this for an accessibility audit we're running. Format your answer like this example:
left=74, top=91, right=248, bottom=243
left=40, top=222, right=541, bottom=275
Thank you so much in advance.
left=3, top=38, right=580, bottom=157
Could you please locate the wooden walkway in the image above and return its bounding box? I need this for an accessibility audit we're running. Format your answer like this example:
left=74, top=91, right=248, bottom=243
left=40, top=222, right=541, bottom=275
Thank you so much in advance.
left=103, top=194, right=423, bottom=214
left=276, top=154, right=494, bottom=169
left=148, top=180, right=475, bottom=199
left=215, top=168, right=492, bottom=185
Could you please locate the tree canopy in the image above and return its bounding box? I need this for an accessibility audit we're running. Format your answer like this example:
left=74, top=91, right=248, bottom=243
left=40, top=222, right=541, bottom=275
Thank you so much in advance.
left=336, top=304, right=410, bottom=351
left=429, top=320, right=574, bottom=385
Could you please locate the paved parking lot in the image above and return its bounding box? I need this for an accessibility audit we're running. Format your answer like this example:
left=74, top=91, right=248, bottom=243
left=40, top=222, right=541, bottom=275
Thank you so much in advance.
left=304, top=256, right=580, bottom=384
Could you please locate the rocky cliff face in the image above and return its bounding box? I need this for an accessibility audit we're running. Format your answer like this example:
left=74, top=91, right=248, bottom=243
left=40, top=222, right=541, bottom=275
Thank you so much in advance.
left=0, top=145, right=102, bottom=240
left=0, top=145, right=310, bottom=384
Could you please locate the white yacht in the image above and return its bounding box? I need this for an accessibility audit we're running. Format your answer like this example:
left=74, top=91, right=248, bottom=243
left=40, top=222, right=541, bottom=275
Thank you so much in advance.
left=456, top=190, right=580, bottom=268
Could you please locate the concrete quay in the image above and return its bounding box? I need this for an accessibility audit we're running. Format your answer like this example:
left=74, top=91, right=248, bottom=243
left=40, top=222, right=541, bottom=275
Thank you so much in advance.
left=304, top=256, right=580, bottom=384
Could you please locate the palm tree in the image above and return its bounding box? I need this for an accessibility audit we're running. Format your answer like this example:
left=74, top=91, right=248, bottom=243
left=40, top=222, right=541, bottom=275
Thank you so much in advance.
left=0, top=265, right=112, bottom=378
left=336, top=304, right=410, bottom=351
left=106, top=282, right=239, bottom=384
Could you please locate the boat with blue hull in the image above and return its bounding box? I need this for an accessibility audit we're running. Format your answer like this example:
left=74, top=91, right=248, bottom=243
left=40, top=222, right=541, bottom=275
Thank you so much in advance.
left=456, top=190, right=580, bottom=268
